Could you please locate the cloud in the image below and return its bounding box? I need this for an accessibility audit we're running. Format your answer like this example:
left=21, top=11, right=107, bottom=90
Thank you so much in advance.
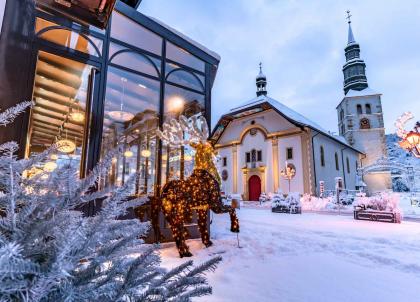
left=140, top=0, right=420, bottom=133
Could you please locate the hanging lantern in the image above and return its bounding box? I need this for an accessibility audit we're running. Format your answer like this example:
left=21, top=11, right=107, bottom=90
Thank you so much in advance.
left=43, top=161, right=57, bottom=172
left=124, top=150, right=134, bottom=158
left=70, top=111, right=85, bottom=123
left=108, top=77, right=134, bottom=122
left=56, top=139, right=76, bottom=153
left=141, top=149, right=152, bottom=158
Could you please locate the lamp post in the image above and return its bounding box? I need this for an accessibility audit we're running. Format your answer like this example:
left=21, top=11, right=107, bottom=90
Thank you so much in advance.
left=395, top=112, right=420, bottom=158
left=280, top=161, right=296, bottom=192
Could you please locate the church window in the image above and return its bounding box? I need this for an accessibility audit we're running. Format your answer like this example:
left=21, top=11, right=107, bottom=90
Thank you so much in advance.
left=251, top=149, right=257, bottom=162
left=341, top=124, right=345, bottom=135
left=223, top=157, right=227, bottom=167
left=257, top=150, right=262, bottom=161
left=286, top=147, right=293, bottom=160
left=360, top=118, right=371, bottom=129
left=346, top=157, right=350, bottom=174
left=365, top=104, right=372, bottom=114
left=335, top=152, right=339, bottom=170
left=246, top=152, right=250, bottom=163
left=320, top=146, right=325, bottom=167
left=357, top=104, right=363, bottom=115
left=340, top=109, right=344, bottom=121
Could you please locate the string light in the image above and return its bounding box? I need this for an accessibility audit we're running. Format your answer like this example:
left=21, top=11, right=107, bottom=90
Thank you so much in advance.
left=124, top=150, right=134, bottom=158
left=154, top=115, right=240, bottom=258
left=141, top=149, right=151, bottom=158
left=43, top=161, right=57, bottom=172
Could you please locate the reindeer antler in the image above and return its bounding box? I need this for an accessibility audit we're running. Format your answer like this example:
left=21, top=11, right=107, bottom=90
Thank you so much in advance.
left=395, top=112, right=414, bottom=139
left=156, top=114, right=209, bottom=147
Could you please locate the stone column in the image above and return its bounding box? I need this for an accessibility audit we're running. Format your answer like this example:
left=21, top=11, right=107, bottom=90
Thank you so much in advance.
left=272, top=137, right=279, bottom=192
left=232, top=144, right=238, bottom=193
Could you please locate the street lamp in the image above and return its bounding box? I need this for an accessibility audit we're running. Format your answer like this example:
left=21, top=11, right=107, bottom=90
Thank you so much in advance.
left=395, top=112, right=420, bottom=158
left=280, top=161, right=296, bottom=192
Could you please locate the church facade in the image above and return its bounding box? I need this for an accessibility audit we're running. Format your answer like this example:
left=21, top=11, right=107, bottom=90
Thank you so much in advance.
left=210, top=67, right=362, bottom=200
left=210, top=16, right=389, bottom=200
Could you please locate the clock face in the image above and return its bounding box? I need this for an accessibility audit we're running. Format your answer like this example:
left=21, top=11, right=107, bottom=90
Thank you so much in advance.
left=222, top=169, right=228, bottom=181
left=360, top=118, right=370, bottom=129
left=250, top=128, right=258, bottom=136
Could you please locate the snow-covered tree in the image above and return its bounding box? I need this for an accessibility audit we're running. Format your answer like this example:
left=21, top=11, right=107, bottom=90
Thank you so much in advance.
left=0, top=102, right=221, bottom=301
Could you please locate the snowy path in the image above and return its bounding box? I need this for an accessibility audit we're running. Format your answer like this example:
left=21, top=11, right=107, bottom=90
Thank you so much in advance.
left=159, top=207, right=420, bottom=302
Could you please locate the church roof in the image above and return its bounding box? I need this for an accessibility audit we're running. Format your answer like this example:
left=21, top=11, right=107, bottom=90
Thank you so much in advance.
left=347, top=22, right=356, bottom=45
left=344, top=87, right=381, bottom=98
left=211, top=95, right=363, bottom=154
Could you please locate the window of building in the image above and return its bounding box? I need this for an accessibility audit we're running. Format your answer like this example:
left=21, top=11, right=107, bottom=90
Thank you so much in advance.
left=110, top=12, right=162, bottom=55
left=101, top=65, right=160, bottom=194
left=341, top=124, right=345, bottom=135
left=320, top=146, right=325, bottom=167
left=346, top=157, right=350, bottom=174
left=365, top=104, right=372, bottom=114
left=340, top=109, right=344, bottom=121
left=166, top=41, right=205, bottom=72
left=223, top=157, right=227, bottom=167
left=246, top=152, right=250, bottom=163
left=166, top=66, right=204, bottom=92
left=357, top=104, right=363, bottom=115
left=257, top=150, right=262, bottom=161
left=360, top=118, right=371, bottom=129
left=286, top=147, right=293, bottom=160
left=335, top=152, right=339, bottom=170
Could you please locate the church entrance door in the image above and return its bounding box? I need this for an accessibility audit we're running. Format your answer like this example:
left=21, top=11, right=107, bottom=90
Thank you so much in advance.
left=248, top=175, right=261, bottom=201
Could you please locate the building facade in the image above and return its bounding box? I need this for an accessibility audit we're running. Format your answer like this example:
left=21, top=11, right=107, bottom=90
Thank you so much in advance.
left=336, top=17, right=391, bottom=193
left=211, top=68, right=362, bottom=200
left=0, top=0, right=219, bottom=239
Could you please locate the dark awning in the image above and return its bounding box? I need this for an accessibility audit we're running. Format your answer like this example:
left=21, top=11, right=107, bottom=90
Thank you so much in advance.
left=37, top=0, right=118, bottom=29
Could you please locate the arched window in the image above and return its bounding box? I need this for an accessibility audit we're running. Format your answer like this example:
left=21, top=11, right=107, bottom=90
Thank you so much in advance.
left=360, top=118, right=371, bottom=129
left=335, top=152, right=339, bottom=170
left=340, top=109, right=344, bottom=121
left=341, top=124, right=345, bottom=135
left=346, top=157, right=350, bottom=174
left=357, top=104, right=363, bottom=115
left=365, top=104, right=372, bottom=114
left=320, top=146, right=325, bottom=167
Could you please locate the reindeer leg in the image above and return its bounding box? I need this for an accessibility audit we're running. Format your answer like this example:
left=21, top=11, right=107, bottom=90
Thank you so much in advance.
left=197, top=209, right=212, bottom=247
left=174, top=210, right=192, bottom=258
left=210, top=203, right=240, bottom=233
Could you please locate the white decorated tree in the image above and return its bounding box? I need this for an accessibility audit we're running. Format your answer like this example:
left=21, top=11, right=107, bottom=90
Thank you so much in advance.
left=0, top=102, right=220, bottom=301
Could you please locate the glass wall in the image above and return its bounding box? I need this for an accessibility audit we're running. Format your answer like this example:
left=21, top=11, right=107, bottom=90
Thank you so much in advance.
left=27, top=5, right=215, bottom=199
left=26, top=51, right=93, bottom=178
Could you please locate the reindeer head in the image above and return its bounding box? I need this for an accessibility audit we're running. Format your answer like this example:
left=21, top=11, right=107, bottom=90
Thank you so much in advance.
left=157, top=115, right=220, bottom=182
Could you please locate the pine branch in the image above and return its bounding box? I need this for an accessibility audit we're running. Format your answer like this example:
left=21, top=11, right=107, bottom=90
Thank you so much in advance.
left=0, top=101, right=32, bottom=126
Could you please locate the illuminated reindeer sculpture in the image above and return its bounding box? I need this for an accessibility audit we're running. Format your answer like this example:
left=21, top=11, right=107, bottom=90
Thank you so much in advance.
left=156, top=115, right=239, bottom=257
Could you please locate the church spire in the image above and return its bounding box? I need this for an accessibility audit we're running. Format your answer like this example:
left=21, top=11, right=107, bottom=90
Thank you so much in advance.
left=256, top=62, right=267, bottom=96
left=342, top=11, right=368, bottom=94
left=347, top=10, right=356, bottom=44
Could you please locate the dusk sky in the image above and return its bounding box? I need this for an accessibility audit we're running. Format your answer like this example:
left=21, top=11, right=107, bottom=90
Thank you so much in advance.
left=140, top=0, right=420, bottom=133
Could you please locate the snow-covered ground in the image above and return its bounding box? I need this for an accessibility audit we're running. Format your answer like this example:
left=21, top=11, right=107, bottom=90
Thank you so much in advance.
left=159, top=206, right=420, bottom=302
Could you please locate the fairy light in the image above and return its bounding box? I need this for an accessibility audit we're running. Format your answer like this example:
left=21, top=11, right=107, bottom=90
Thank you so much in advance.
left=155, top=115, right=240, bottom=258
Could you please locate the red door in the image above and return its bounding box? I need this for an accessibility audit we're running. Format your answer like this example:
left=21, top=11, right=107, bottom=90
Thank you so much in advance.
left=248, top=175, right=261, bottom=201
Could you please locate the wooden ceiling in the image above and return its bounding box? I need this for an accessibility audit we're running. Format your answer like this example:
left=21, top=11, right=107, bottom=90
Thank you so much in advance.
left=29, top=51, right=88, bottom=152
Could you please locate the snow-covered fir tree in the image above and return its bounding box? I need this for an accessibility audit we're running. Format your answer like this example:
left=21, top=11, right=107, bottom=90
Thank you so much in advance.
left=0, top=102, right=221, bottom=301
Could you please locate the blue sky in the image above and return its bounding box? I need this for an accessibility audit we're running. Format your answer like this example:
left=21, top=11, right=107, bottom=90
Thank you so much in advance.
left=140, top=0, right=420, bottom=133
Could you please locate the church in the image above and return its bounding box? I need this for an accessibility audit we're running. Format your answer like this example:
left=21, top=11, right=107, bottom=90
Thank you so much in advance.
left=210, top=16, right=389, bottom=200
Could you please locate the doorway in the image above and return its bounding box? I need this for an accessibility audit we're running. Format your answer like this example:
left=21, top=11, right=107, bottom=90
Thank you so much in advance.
left=248, top=175, right=261, bottom=201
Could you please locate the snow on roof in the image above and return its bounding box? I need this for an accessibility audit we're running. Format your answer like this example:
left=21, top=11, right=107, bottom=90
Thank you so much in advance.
left=345, top=87, right=381, bottom=98
left=146, top=15, right=221, bottom=62
left=227, top=95, right=362, bottom=153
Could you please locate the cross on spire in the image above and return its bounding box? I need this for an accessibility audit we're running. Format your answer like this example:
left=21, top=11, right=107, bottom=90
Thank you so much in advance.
left=346, top=10, right=352, bottom=24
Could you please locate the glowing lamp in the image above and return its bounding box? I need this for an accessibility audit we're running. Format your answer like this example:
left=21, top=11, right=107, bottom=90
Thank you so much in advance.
left=70, top=111, right=85, bottom=122
left=43, top=161, right=57, bottom=172
left=184, top=154, right=193, bottom=161
left=141, top=149, right=151, bottom=158
left=124, top=150, right=134, bottom=158
left=56, top=139, right=76, bottom=153
left=167, top=95, right=185, bottom=113
left=50, top=154, right=58, bottom=160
